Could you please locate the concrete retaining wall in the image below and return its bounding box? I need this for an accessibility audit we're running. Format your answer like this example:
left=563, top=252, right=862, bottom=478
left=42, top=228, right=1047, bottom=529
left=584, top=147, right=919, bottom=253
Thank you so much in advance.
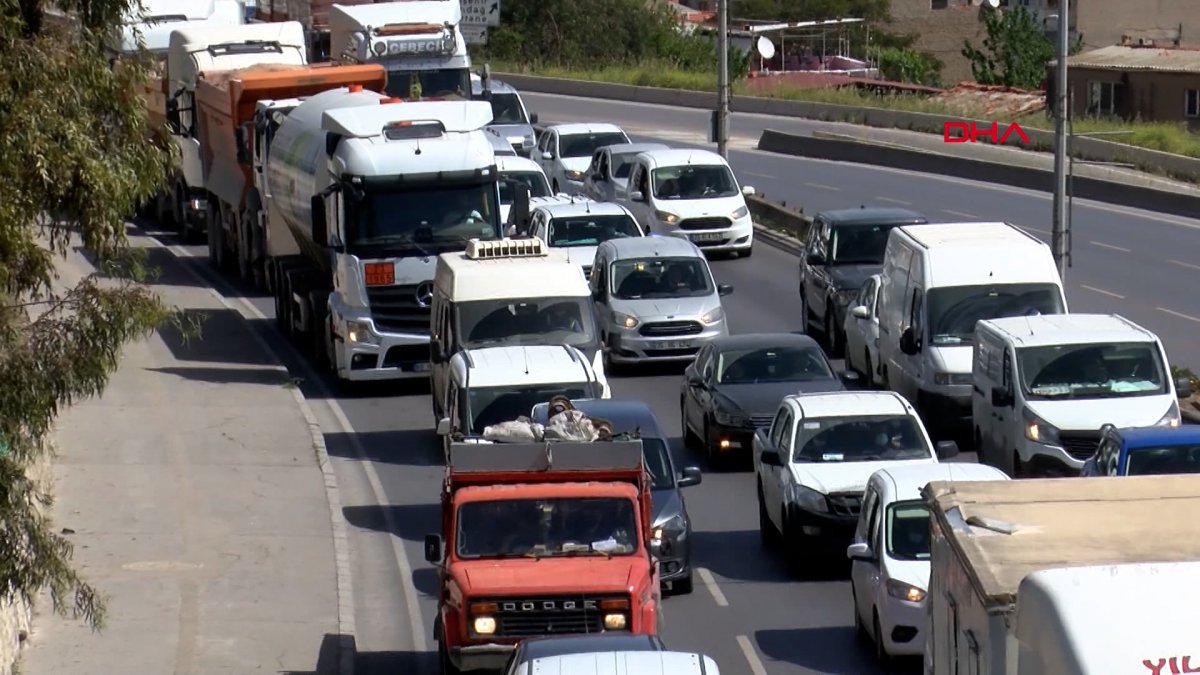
left=498, top=72, right=1200, bottom=183
left=747, top=194, right=812, bottom=246
left=0, top=444, right=52, bottom=675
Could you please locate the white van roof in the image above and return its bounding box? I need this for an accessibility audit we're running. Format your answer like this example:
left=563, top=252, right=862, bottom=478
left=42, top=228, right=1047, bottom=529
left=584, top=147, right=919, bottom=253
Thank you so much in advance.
left=894, top=222, right=1057, bottom=287
left=436, top=244, right=589, bottom=302
left=979, top=313, right=1155, bottom=347
left=872, top=463, right=1009, bottom=503
left=459, top=345, right=594, bottom=388
left=923, top=474, right=1200, bottom=608
left=528, top=650, right=720, bottom=674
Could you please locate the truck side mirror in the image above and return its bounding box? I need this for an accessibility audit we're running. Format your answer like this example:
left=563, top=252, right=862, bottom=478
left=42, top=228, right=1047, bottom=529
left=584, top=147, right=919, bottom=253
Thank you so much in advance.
left=846, top=541, right=874, bottom=562
left=235, top=127, right=249, bottom=164
left=936, top=440, right=960, bottom=460
left=436, top=417, right=451, bottom=436
left=899, top=326, right=920, bottom=355
left=310, top=195, right=328, bottom=245
left=424, top=534, right=443, bottom=563
left=991, top=386, right=1013, bottom=408
left=529, top=112, right=538, bottom=124
left=851, top=305, right=870, bottom=320
left=165, top=98, right=181, bottom=133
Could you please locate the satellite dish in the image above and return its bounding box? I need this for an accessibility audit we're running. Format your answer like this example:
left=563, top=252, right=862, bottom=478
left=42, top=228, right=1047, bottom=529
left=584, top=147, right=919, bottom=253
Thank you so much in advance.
left=983, top=0, right=999, bottom=7
left=756, top=36, right=776, bottom=60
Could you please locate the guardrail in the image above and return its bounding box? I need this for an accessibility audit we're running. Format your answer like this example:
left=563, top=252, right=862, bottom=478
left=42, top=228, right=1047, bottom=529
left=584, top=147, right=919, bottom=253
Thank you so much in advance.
left=747, top=194, right=811, bottom=250
left=498, top=72, right=1200, bottom=184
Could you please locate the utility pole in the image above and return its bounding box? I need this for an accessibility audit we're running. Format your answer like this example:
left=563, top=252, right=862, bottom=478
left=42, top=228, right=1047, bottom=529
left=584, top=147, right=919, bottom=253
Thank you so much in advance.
left=715, top=0, right=730, bottom=157
left=1051, top=0, right=1070, bottom=279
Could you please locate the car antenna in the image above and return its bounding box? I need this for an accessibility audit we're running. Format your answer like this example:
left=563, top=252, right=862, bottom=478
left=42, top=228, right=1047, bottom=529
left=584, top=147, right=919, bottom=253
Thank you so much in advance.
left=523, top=346, right=531, bottom=375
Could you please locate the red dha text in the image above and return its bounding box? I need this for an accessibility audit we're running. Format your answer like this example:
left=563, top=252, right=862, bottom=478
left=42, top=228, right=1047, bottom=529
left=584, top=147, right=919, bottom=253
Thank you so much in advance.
left=943, top=121, right=1031, bottom=145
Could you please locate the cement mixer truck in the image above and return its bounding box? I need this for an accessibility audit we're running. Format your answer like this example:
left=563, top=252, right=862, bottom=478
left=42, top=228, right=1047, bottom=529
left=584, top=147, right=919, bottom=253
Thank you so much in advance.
left=262, top=88, right=502, bottom=382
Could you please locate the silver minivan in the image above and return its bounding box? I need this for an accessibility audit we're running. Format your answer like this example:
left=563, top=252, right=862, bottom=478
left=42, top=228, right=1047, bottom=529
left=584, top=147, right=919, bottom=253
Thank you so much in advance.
left=590, top=236, right=732, bottom=367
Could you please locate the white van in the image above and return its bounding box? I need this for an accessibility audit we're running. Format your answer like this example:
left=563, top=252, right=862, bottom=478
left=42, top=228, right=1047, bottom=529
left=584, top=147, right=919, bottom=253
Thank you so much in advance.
left=430, top=238, right=606, bottom=422
left=876, top=222, right=1066, bottom=437
left=512, top=650, right=720, bottom=675
left=973, top=313, right=1184, bottom=477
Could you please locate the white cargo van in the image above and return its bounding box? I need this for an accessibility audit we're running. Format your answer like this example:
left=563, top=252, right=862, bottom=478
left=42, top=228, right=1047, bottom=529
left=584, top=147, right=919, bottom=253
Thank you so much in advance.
left=973, top=313, right=1185, bottom=477
left=877, top=222, right=1066, bottom=436
left=923, top=474, right=1200, bottom=675
left=512, top=650, right=721, bottom=675
left=430, top=238, right=606, bottom=422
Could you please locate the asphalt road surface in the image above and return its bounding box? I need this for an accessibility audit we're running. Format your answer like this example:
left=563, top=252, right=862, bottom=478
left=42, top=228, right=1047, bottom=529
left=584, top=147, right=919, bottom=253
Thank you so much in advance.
left=143, top=94, right=1199, bottom=675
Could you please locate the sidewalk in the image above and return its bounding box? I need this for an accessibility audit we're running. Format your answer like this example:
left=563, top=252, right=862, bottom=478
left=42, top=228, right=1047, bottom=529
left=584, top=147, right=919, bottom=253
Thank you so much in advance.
left=19, top=232, right=343, bottom=674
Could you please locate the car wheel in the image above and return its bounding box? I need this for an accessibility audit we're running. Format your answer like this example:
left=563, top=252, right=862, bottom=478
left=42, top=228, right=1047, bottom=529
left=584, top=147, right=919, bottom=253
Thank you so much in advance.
left=874, top=611, right=892, bottom=667
left=757, top=483, right=780, bottom=549
left=672, top=571, right=694, bottom=595
left=783, top=511, right=809, bottom=578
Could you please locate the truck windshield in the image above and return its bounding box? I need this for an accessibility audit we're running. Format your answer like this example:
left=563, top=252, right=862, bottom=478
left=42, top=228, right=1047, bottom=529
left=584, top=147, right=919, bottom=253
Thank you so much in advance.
left=651, top=165, right=739, bottom=200
left=886, top=500, right=932, bottom=561
left=345, top=181, right=500, bottom=253
left=927, top=283, right=1064, bottom=346
left=1018, top=342, right=1167, bottom=400
left=610, top=257, right=712, bottom=299
left=791, top=415, right=931, bottom=463
left=549, top=215, right=642, bottom=247
left=499, top=172, right=551, bottom=205
left=1125, top=445, right=1200, bottom=475
left=456, top=298, right=597, bottom=350
left=385, top=68, right=471, bottom=100
left=829, top=224, right=905, bottom=265
left=469, top=384, right=596, bottom=434
left=457, top=497, right=639, bottom=559
left=486, top=93, right=527, bottom=124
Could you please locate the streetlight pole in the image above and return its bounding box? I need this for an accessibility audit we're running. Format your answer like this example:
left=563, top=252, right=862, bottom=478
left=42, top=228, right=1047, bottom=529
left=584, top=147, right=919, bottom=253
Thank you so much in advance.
left=1051, top=0, right=1070, bottom=279
left=715, top=0, right=730, bottom=157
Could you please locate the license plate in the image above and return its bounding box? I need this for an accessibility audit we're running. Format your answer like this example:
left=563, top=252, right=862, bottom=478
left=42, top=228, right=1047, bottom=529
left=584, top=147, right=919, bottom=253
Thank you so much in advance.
left=660, top=340, right=692, bottom=350
left=690, top=232, right=723, bottom=242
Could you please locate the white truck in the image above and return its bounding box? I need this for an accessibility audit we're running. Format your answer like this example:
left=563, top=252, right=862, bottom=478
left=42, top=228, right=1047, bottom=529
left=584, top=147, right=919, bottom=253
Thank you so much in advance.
left=330, top=1, right=471, bottom=101
left=163, top=21, right=308, bottom=239
left=110, top=0, right=245, bottom=56
left=263, top=88, right=502, bottom=382
left=923, top=474, right=1200, bottom=675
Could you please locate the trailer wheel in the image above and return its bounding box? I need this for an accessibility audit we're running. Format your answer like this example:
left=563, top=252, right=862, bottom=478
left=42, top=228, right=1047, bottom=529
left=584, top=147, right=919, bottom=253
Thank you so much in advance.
left=244, top=191, right=266, bottom=291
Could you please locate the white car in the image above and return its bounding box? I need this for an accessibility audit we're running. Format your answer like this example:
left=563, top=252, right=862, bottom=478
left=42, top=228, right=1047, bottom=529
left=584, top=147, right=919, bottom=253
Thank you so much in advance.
left=847, top=463, right=1010, bottom=664
left=754, top=391, right=958, bottom=576
left=843, top=273, right=883, bottom=388
left=532, top=123, right=630, bottom=195
left=583, top=142, right=670, bottom=203
left=525, top=196, right=644, bottom=278
left=496, top=155, right=551, bottom=223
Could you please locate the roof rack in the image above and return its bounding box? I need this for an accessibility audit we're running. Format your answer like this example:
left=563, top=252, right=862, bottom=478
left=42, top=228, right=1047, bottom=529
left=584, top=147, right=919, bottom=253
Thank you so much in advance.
left=465, top=237, right=546, bottom=259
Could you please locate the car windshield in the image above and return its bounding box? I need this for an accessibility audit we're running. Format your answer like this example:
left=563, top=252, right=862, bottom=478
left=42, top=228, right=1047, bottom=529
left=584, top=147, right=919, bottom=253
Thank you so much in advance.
left=1125, top=444, right=1200, bottom=476
left=829, top=224, right=905, bottom=264
left=456, top=497, right=639, bottom=559
left=456, top=298, right=597, bottom=349
left=487, top=92, right=526, bottom=124
left=1018, top=342, right=1167, bottom=399
left=345, top=181, right=499, bottom=253
left=469, top=384, right=595, bottom=434
left=549, top=215, right=642, bottom=247
left=498, top=172, right=551, bottom=205
left=887, top=500, right=932, bottom=561
left=611, top=152, right=640, bottom=179
left=792, top=415, right=932, bottom=463
left=716, top=345, right=833, bottom=384
left=927, top=283, right=1064, bottom=345
left=560, top=132, right=629, bottom=158
left=651, top=165, right=739, bottom=200
left=610, top=257, right=713, bottom=299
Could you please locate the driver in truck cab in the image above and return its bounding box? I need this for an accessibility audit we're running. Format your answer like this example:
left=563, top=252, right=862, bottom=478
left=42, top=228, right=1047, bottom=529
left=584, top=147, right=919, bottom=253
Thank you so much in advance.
left=443, top=191, right=484, bottom=227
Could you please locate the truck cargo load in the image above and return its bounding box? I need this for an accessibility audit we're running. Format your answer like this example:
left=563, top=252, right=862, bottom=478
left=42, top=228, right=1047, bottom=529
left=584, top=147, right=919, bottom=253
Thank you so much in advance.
left=923, top=474, right=1200, bottom=675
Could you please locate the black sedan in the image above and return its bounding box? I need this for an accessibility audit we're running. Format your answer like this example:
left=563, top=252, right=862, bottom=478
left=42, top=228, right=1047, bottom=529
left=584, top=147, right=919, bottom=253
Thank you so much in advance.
left=681, top=333, right=858, bottom=468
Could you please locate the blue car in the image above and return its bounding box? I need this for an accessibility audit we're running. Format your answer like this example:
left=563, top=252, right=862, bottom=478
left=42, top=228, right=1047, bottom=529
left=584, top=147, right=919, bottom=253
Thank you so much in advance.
left=1081, top=424, right=1200, bottom=476
left=530, top=398, right=702, bottom=594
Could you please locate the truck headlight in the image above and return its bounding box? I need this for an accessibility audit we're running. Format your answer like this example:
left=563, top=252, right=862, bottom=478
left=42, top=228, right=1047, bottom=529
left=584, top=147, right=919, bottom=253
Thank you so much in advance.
left=1156, top=401, right=1181, bottom=428
left=603, top=613, right=627, bottom=630
left=1022, top=409, right=1060, bottom=445
left=886, top=579, right=926, bottom=603
left=785, top=483, right=828, bottom=514
left=346, top=320, right=377, bottom=345
left=472, top=616, right=496, bottom=635
left=612, top=311, right=639, bottom=329
left=469, top=601, right=498, bottom=636
left=700, top=306, right=724, bottom=325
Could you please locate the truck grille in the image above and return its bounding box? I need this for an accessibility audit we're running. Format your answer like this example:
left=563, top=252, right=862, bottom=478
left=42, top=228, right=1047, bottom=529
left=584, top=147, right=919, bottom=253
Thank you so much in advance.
left=639, top=320, right=703, bottom=337
left=485, top=594, right=629, bottom=638
left=365, top=284, right=431, bottom=334
left=1059, top=432, right=1101, bottom=461
left=678, top=217, right=732, bottom=231
left=826, top=492, right=863, bottom=518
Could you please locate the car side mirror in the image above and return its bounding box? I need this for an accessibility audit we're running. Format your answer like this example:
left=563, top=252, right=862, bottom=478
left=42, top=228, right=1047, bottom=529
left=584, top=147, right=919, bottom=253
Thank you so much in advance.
left=630, top=191, right=645, bottom=202
left=424, top=534, right=443, bottom=563
left=899, top=326, right=920, bottom=355
left=851, top=305, right=870, bottom=319
left=717, top=284, right=733, bottom=296
left=528, top=112, right=538, bottom=124
left=839, top=370, right=861, bottom=385
left=759, top=449, right=783, bottom=467
left=678, top=466, right=702, bottom=487
left=991, top=386, right=1013, bottom=408
left=741, top=185, right=756, bottom=196
left=436, top=417, right=451, bottom=436
left=846, top=541, right=874, bottom=562
left=541, top=151, right=554, bottom=160
left=1177, top=376, right=1194, bottom=395
left=936, top=440, right=960, bottom=460
left=805, top=253, right=825, bottom=266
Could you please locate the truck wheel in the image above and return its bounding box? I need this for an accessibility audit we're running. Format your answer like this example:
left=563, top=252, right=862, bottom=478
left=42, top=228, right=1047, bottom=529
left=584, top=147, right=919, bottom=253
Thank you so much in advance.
left=207, top=201, right=224, bottom=269
left=173, top=181, right=188, bottom=236
left=244, top=193, right=266, bottom=291
left=308, top=289, right=330, bottom=370
left=236, top=211, right=253, bottom=283
left=272, top=261, right=289, bottom=334
left=438, top=639, right=460, bottom=675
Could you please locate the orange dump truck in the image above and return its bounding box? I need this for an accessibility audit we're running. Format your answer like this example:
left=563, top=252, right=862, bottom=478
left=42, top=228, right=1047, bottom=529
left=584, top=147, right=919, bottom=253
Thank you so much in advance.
left=193, top=62, right=386, bottom=287
left=424, top=440, right=663, bottom=673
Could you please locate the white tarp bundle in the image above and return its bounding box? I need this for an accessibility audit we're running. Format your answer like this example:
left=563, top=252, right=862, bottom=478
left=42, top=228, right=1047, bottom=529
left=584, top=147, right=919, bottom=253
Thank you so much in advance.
left=481, top=396, right=614, bottom=443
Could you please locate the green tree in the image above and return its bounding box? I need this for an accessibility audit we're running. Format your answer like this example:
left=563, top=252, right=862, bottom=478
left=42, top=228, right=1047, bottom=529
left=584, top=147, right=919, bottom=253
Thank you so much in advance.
left=0, top=0, right=179, bottom=629
left=961, top=6, right=1054, bottom=89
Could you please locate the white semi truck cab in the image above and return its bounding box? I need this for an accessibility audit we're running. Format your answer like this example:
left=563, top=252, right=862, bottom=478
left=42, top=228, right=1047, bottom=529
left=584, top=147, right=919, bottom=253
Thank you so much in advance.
left=110, top=0, right=245, bottom=57
left=329, top=1, right=471, bottom=101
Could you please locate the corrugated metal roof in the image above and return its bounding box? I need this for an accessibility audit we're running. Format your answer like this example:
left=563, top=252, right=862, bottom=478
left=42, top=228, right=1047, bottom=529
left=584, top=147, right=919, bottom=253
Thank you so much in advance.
left=1052, top=45, right=1200, bottom=74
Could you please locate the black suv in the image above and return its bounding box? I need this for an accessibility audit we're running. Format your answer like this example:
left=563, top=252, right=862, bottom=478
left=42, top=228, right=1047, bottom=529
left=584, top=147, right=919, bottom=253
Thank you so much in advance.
left=797, top=207, right=927, bottom=357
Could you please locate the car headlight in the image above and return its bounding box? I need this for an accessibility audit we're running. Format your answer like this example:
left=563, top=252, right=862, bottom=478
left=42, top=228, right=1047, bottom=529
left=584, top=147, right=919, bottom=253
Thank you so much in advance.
left=933, top=372, right=971, bottom=386
left=612, top=311, right=639, bottom=329
left=654, top=210, right=679, bottom=224
left=1156, top=400, right=1181, bottom=428
left=886, top=579, right=926, bottom=603
left=700, top=306, right=724, bottom=325
left=785, top=483, right=828, bottom=514
left=730, top=205, right=749, bottom=219
left=653, top=512, right=686, bottom=539
left=566, top=169, right=584, bottom=180
left=1023, top=408, right=1061, bottom=445
left=345, top=320, right=377, bottom=345
left=714, top=409, right=746, bottom=427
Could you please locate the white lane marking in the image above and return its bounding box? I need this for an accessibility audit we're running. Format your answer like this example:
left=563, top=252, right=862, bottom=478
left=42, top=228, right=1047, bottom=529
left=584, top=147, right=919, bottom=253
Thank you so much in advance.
left=696, top=567, right=729, bottom=607
left=876, top=196, right=911, bottom=205
left=161, top=243, right=429, bottom=654
left=1169, top=259, right=1200, bottom=271
left=805, top=182, right=840, bottom=191
left=1158, top=307, right=1200, bottom=323
left=941, top=209, right=976, bottom=218
left=1091, top=240, right=1132, bottom=253
left=1081, top=284, right=1125, bottom=299
left=736, top=635, right=770, bottom=675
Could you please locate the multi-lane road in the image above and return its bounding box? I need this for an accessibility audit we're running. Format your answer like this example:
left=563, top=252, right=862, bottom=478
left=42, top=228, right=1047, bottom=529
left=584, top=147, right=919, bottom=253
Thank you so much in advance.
left=150, top=91, right=1200, bottom=675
